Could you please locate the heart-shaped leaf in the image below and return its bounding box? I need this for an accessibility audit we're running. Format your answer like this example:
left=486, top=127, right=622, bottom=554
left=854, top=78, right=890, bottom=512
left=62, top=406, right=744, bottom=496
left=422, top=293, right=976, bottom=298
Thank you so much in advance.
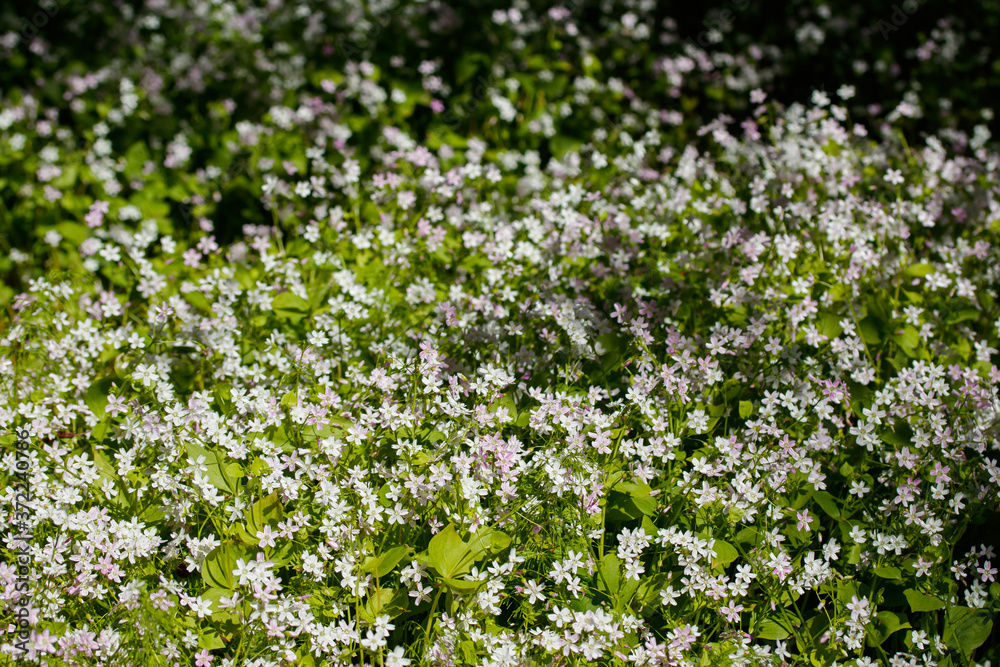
left=363, top=546, right=411, bottom=579
left=201, top=542, right=248, bottom=591
left=427, top=524, right=471, bottom=579
left=903, top=589, right=945, bottom=612
left=943, top=606, right=993, bottom=657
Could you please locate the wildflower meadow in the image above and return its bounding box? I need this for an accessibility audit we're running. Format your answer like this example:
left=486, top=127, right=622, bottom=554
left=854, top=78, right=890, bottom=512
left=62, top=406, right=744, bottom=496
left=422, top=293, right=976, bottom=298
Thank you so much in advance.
left=1, top=1, right=999, bottom=666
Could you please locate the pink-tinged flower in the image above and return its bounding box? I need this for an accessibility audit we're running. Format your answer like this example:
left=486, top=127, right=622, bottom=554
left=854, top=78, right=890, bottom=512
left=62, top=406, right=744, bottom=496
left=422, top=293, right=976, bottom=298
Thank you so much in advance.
left=430, top=99, right=444, bottom=113
left=32, top=628, right=56, bottom=654
left=195, top=649, right=213, bottom=667
left=12, top=294, right=36, bottom=312
left=85, top=200, right=110, bottom=228
left=846, top=595, right=870, bottom=621
left=766, top=551, right=793, bottom=581
left=796, top=510, right=812, bottom=532
left=978, top=560, right=997, bottom=583
left=105, top=394, right=128, bottom=417
left=256, top=525, right=278, bottom=548
left=913, top=556, right=934, bottom=577
left=182, top=248, right=202, bottom=268
left=719, top=600, right=744, bottom=622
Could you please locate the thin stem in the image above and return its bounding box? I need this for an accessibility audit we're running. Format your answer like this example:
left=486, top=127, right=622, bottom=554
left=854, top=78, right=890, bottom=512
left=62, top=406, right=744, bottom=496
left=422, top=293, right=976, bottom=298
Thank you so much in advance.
left=424, top=586, right=444, bottom=649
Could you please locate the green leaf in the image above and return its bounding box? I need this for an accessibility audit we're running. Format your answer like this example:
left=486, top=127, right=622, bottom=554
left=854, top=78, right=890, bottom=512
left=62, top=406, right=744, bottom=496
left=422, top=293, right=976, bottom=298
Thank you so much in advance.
left=711, top=540, right=739, bottom=569
left=52, top=164, right=78, bottom=189
left=738, top=400, right=753, bottom=419
left=248, top=492, right=283, bottom=535
left=874, top=565, right=902, bottom=580
left=90, top=447, right=120, bottom=486
left=489, top=530, right=512, bottom=552
left=427, top=524, right=471, bottom=579
left=184, top=290, right=212, bottom=313
left=811, top=490, right=841, bottom=520
left=56, top=222, right=90, bottom=246
left=198, top=630, right=226, bottom=650
left=249, top=458, right=271, bottom=477
left=902, top=263, right=935, bottom=277
left=607, top=481, right=658, bottom=520
left=641, top=516, right=658, bottom=539
left=441, top=576, right=487, bottom=594
left=363, top=546, right=410, bottom=579
left=735, top=527, right=763, bottom=550
left=903, top=589, right=946, bottom=612
left=858, top=316, right=882, bottom=345
left=269, top=540, right=295, bottom=567
left=614, top=481, right=652, bottom=496
left=598, top=553, right=621, bottom=596
left=943, top=606, right=993, bottom=657
left=273, top=290, right=310, bottom=323
left=459, top=640, right=477, bottom=664
left=455, top=52, right=485, bottom=85
left=866, top=611, right=910, bottom=647
left=817, top=312, right=844, bottom=339
left=85, top=377, right=118, bottom=419
left=550, top=134, right=584, bottom=159
left=200, top=542, right=248, bottom=591
left=597, top=333, right=623, bottom=370
left=946, top=308, right=980, bottom=325
left=362, top=587, right=410, bottom=621
left=865, top=294, right=892, bottom=323
left=214, top=382, right=234, bottom=414
left=755, top=612, right=796, bottom=640
left=235, top=523, right=259, bottom=545
left=184, top=442, right=241, bottom=494
left=619, top=575, right=640, bottom=608
left=889, top=324, right=920, bottom=355
left=635, top=573, right=668, bottom=607
left=848, top=543, right=862, bottom=565
left=463, top=527, right=511, bottom=566
left=138, top=502, right=165, bottom=524
left=124, top=141, right=150, bottom=178
left=201, top=586, right=237, bottom=622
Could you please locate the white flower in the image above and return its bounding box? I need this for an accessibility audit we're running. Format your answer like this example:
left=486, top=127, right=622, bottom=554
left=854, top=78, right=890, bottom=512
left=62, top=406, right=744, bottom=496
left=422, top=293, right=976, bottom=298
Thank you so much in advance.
left=386, top=646, right=411, bottom=667
left=659, top=585, right=681, bottom=606
left=523, top=579, right=546, bottom=604
left=884, top=168, right=904, bottom=185
left=386, top=502, right=410, bottom=525
left=846, top=595, right=871, bottom=621
left=132, top=363, right=158, bottom=386
left=189, top=596, right=213, bottom=618
left=233, top=558, right=254, bottom=587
